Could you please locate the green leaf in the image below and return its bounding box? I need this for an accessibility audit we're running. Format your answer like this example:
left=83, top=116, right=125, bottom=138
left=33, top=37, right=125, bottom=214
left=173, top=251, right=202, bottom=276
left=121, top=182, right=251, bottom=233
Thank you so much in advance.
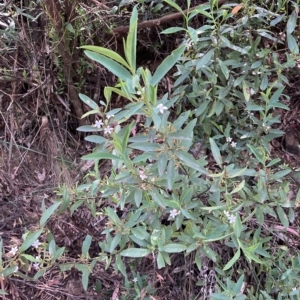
left=161, top=27, right=186, bottom=34
left=124, top=6, right=137, bottom=73
left=40, top=202, right=61, bottom=226
left=120, top=248, right=151, bottom=257
left=167, top=160, right=175, bottom=190
left=164, top=0, right=185, bottom=15
left=230, top=180, right=245, bottom=194
left=79, top=94, right=99, bottom=110
left=196, top=49, right=214, bottom=70
left=277, top=206, right=289, bottom=228
left=176, top=150, right=208, bottom=174
left=129, top=142, right=160, bottom=152
left=20, top=229, right=43, bottom=252
left=0, top=290, right=8, bottom=295
left=161, top=243, right=187, bottom=253
left=82, top=151, right=123, bottom=161
left=223, top=248, right=240, bottom=270
left=80, top=45, right=130, bottom=70
left=84, top=135, right=107, bottom=144
left=234, top=214, right=243, bottom=238
left=84, top=51, right=132, bottom=81
left=116, top=254, right=127, bottom=277
left=109, top=232, right=122, bottom=253
left=157, top=252, right=166, bottom=269
left=247, top=144, right=264, bottom=164
left=77, top=125, right=101, bottom=132
left=82, top=235, right=92, bottom=258
left=76, top=264, right=90, bottom=291
left=287, top=10, right=297, bottom=34
left=150, top=45, right=185, bottom=86
left=209, top=138, right=222, bottom=166
left=131, top=226, right=150, bottom=240
left=287, top=33, right=299, bottom=54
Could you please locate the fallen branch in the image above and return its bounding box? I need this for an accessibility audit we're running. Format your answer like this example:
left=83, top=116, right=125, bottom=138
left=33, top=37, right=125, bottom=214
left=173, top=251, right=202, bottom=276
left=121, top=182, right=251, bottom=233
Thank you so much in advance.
left=112, top=0, right=229, bottom=34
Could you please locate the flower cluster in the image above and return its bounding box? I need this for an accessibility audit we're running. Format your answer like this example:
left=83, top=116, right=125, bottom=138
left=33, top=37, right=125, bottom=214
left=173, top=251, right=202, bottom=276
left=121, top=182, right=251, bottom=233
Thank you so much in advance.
left=226, top=137, right=236, bottom=148
left=224, top=211, right=236, bottom=224
left=93, top=115, right=115, bottom=135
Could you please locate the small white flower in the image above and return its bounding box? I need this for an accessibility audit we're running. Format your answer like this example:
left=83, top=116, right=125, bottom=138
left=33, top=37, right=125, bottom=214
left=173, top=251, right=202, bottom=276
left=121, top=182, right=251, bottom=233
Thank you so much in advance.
left=224, top=210, right=230, bottom=217
left=139, top=170, right=147, bottom=180
left=94, top=120, right=103, bottom=128
left=106, top=115, right=114, bottom=120
left=157, top=103, right=168, bottom=114
left=228, top=215, right=236, bottom=224
left=32, top=240, right=41, bottom=249
left=169, top=209, right=180, bottom=219
left=13, top=266, right=18, bottom=273
left=226, top=137, right=232, bottom=143
left=231, top=141, right=237, bottom=148
left=9, top=246, right=18, bottom=256
left=104, top=126, right=113, bottom=135
left=186, top=39, right=194, bottom=50
left=292, top=287, right=297, bottom=291
left=133, top=277, right=138, bottom=283
left=33, top=263, right=40, bottom=270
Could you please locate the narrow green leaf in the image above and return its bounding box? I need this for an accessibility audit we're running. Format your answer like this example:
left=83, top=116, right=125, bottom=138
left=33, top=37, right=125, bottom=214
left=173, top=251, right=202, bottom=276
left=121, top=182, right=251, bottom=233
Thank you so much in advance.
left=277, top=206, right=289, bottom=228
left=82, top=235, right=92, bottom=258
left=223, top=248, right=240, bottom=270
left=287, top=33, right=299, bottom=54
left=84, top=135, right=107, bottom=144
left=80, top=45, right=130, bottom=69
left=79, top=94, right=99, bottom=110
left=116, top=254, right=127, bottom=277
left=120, top=248, right=151, bottom=257
left=176, top=150, right=208, bottom=174
left=247, top=144, right=264, bottom=164
left=287, top=10, right=297, bottom=34
left=125, top=6, right=138, bottom=72
left=129, top=142, right=160, bottom=152
left=84, top=51, right=132, bottom=81
left=0, top=290, right=8, bottom=295
left=161, top=27, right=186, bottom=34
left=209, top=138, right=222, bottom=166
left=40, top=202, right=61, bottom=226
left=109, top=232, right=122, bottom=253
left=157, top=252, right=166, bottom=269
left=161, top=243, right=187, bottom=253
left=20, top=229, right=43, bottom=252
left=164, top=0, right=185, bottom=15
left=196, top=49, right=214, bottom=70
left=82, top=151, right=122, bottom=161
left=230, top=180, right=245, bottom=194
left=150, top=45, right=185, bottom=86
left=234, top=214, right=243, bottom=238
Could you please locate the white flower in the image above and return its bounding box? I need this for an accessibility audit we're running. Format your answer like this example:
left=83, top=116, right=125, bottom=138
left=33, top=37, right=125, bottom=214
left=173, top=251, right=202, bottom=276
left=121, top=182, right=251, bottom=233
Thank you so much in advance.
left=133, top=277, right=138, bottom=283
left=292, top=287, right=297, bottom=291
left=231, top=141, right=237, bottom=148
left=106, top=114, right=114, bottom=120
left=226, top=137, right=232, bottom=143
left=228, top=214, right=236, bottom=224
left=33, top=263, right=40, bottom=270
left=157, top=103, right=168, bottom=114
left=224, top=210, right=230, bottom=217
left=94, top=120, right=103, bottom=128
left=104, top=126, right=113, bottom=135
left=8, top=246, right=18, bottom=256
left=169, top=209, right=180, bottom=219
left=139, top=170, right=147, bottom=180
left=13, top=266, right=18, bottom=273
left=32, top=240, right=41, bottom=249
